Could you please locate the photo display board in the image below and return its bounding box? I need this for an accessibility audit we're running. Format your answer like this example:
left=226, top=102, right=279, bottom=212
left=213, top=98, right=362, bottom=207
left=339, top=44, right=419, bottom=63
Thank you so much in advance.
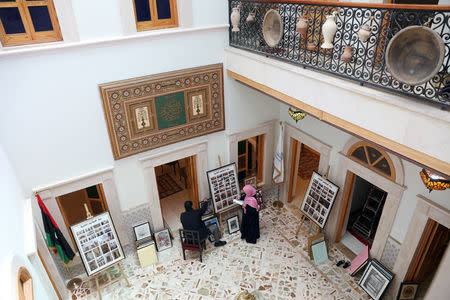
left=207, top=163, right=240, bottom=213
left=301, top=172, right=339, bottom=228
left=70, top=211, right=125, bottom=277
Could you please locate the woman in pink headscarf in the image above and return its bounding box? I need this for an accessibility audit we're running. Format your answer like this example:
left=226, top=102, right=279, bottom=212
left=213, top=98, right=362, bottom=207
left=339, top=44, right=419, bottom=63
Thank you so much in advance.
left=240, top=185, right=260, bottom=244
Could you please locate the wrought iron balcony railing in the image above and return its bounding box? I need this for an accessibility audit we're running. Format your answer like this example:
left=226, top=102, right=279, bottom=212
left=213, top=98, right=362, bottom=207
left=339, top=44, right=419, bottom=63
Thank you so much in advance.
left=228, top=0, right=450, bottom=108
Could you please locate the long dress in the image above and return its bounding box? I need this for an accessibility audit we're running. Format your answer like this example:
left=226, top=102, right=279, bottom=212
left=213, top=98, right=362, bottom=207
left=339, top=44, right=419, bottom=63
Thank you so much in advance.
left=240, top=204, right=260, bottom=244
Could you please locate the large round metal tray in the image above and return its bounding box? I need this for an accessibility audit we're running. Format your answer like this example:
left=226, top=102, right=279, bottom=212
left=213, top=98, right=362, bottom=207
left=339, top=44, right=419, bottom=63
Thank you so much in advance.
left=262, top=9, right=283, bottom=48
left=385, top=25, right=444, bottom=86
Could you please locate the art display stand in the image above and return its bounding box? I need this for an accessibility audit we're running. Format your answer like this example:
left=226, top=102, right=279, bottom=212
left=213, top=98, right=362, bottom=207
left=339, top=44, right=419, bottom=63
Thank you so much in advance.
left=295, top=211, right=320, bottom=238
left=295, top=167, right=331, bottom=238
left=93, top=262, right=130, bottom=300
left=80, top=205, right=130, bottom=299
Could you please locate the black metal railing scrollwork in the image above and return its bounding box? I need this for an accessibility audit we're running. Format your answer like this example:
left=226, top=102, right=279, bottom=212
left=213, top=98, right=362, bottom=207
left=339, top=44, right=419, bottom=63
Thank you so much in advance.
left=229, top=0, right=450, bottom=108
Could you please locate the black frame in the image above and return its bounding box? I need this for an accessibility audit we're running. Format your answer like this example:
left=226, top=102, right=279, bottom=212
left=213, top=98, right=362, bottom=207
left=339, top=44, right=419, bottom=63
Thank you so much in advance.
left=133, top=221, right=152, bottom=240
left=70, top=211, right=125, bottom=277
left=301, top=171, right=339, bottom=228
left=396, top=282, right=419, bottom=300
left=201, top=197, right=215, bottom=221
left=358, top=259, right=394, bottom=300
left=227, top=215, right=240, bottom=234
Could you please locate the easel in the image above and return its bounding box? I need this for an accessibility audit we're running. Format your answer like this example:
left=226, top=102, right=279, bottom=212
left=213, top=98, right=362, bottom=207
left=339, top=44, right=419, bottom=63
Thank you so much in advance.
left=82, top=204, right=130, bottom=300
left=93, top=263, right=130, bottom=300
left=216, top=155, right=240, bottom=235
left=295, top=166, right=330, bottom=239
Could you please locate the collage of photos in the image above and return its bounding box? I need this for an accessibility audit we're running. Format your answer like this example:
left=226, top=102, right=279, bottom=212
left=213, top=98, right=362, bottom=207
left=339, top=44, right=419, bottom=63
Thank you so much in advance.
left=301, top=172, right=339, bottom=228
left=70, top=212, right=124, bottom=276
left=207, top=163, right=240, bottom=213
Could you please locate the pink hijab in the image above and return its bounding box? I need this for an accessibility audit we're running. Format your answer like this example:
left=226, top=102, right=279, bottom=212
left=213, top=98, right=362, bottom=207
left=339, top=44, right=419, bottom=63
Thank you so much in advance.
left=243, top=184, right=258, bottom=212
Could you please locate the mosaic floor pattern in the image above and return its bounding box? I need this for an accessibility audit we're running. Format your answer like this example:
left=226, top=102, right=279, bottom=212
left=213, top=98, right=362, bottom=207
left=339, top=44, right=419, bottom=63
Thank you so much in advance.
left=69, top=190, right=369, bottom=300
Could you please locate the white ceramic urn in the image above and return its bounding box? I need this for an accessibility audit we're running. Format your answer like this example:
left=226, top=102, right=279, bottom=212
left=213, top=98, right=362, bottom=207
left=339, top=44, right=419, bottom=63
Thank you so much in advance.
left=321, top=11, right=338, bottom=49
left=230, top=5, right=242, bottom=32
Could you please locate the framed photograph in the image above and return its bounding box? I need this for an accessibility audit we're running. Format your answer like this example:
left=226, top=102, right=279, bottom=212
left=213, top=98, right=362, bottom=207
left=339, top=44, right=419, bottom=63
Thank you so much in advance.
left=227, top=215, right=240, bottom=234
left=154, top=229, right=172, bottom=252
left=301, top=172, right=339, bottom=228
left=207, top=163, right=240, bottom=213
left=397, top=282, right=419, bottom=300
left=201, top=198, right=215, bottom=220
left=133, top=222, right=151, bottom=241
left=203, top=217, right=221, bottom=238
left=359, top=259, right=394, bottom=300
left=244, top=176, right=257, bottom=188
left=70, top=211, right=125, bottom=277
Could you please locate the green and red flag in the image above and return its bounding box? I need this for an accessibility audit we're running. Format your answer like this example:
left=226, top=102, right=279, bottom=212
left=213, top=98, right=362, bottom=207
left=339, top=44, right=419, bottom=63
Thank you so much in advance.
left=36, top=194, right=75, bottom=264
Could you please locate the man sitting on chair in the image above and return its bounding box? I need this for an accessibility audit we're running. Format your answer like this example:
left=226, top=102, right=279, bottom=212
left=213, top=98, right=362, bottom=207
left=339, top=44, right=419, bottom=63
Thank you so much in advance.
left=180, top=200, right=226, bottom=247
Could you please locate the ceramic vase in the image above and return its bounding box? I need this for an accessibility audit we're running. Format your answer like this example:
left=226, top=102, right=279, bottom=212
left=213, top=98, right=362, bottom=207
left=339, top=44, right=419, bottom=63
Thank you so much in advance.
left=321, top=11, right=338, bottom=49
left=307, top=40, right=317, bottom=51
left=246, top=12, right=255, bottom=23
left=342, top=46, right=353, bottom=62
left=358, top=24, right=372, bottom=42
left=296, top=14, right=309, bottom=35
left=231, top=5, right=242, bottom=32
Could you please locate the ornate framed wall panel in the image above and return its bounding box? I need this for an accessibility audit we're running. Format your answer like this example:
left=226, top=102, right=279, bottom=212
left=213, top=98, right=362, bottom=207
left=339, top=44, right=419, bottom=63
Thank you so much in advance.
left=99, top=64, right=225, bottom=160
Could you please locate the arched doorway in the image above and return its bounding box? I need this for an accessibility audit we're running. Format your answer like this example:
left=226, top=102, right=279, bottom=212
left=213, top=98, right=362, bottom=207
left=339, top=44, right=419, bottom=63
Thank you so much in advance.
left=336, top=142, right=396, bottom=253
left=326, top=138, right=405, bottom=259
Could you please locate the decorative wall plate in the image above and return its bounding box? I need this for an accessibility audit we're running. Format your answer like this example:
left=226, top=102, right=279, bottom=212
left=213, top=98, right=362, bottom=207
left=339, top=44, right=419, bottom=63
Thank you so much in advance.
left=99, top=64, right=225, bottom=160
left=262, top=9, right=283, bottom=48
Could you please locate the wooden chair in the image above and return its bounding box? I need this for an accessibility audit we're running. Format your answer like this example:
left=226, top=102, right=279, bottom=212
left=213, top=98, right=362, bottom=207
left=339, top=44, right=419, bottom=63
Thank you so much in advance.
left=179, top=229, right=207, bottom=262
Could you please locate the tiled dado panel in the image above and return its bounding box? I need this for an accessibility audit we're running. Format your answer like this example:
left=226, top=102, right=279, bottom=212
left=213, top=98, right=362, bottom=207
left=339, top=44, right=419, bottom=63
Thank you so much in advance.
left=122, top=203, right=154, bottom=250
left=380, top=236, right=401, bottom=270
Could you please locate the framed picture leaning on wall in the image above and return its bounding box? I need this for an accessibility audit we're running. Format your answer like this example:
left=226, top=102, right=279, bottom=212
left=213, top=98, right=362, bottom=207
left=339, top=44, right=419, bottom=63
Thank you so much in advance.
left=70, top=211, right=125, bottom=277
left=154, top=229, right=172, bottom=252
left=300, top=172, right=339, bottom=228
left=358, top=259, right=394, bottom=300
left=133, top=222, right=152, bottom=241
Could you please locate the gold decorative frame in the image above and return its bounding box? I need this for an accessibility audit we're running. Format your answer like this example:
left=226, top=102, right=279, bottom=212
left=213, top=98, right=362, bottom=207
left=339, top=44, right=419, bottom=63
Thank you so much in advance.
left=99, top=64, right=225, bottom=160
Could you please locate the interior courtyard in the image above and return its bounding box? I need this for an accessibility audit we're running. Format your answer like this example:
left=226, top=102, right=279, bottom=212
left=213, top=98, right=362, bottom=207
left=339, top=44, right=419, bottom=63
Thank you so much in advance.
left=1, top=1, right=450, bottom=300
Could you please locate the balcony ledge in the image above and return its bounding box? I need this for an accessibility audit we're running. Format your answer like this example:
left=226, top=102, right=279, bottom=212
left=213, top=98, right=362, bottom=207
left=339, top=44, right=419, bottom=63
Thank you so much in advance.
left=225, top=46, right=450, bottom=174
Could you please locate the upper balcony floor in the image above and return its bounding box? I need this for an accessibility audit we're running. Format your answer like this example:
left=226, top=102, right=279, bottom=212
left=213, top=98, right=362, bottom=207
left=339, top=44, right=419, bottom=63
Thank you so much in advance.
left=225, top=0, right=450, bottom=176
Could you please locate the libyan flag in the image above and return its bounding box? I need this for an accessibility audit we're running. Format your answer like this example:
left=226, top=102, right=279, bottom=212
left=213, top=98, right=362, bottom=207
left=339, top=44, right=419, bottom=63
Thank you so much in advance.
left=37, top=194, right=75, bottom=264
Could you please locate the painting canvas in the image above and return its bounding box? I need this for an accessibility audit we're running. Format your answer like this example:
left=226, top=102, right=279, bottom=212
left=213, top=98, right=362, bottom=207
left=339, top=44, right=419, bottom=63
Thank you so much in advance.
left=70, top=211, right=125, bottom=277
left=133, top=222, right=152, bottom=240
left=207, top=163, right=240, bottom=213
left=301, top=172, right=339, bottom=228
left=154, top=229, right=172, bottom=252
left=227, top=215, right=240, bottom=234
left=99, top=64, right=225, bottom=160
left=201, top=198, right=215, bottom=221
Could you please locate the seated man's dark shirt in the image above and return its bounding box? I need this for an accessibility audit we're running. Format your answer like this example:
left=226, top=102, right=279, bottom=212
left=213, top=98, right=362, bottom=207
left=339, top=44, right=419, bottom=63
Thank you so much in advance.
left=180, top=202, right=209, bottom=240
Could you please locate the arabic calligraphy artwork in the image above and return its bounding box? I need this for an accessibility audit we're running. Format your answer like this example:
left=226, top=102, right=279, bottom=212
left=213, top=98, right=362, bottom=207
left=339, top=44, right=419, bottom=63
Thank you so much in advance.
left=99, top=64, right=225, bottom=160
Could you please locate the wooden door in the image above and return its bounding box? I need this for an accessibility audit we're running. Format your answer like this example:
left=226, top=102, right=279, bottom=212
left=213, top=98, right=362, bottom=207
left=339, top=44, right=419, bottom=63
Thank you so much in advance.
left=406, top=220, right=450, bottom=282
left=287, top=139, right=300, bottom=203
left=56, top=184, right=108, bottom=246
left=335, top=172, right=356, bottom=242
left=186, top=155, right=199, bottom=209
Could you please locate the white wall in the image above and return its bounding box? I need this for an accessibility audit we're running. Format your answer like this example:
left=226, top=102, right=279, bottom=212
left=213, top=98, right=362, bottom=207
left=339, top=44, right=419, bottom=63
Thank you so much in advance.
left=0, top=146, right=56, bottom=300
left=279, top=102, right=450, bottom=243
left=0, top=0, right=279, bottom=214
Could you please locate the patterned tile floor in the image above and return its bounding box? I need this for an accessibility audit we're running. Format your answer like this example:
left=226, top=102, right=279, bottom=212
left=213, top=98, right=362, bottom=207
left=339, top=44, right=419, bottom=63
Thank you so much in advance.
left=69, top=190, right=369, bottom=300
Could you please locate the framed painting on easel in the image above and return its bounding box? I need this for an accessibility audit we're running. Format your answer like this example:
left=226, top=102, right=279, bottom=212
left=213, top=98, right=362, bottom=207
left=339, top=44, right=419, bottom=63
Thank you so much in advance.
left=70, top=211, right=125, bottom=277
left=206, top=163, right=240, bottom=213
left=300, top=172, right=339, bottom=228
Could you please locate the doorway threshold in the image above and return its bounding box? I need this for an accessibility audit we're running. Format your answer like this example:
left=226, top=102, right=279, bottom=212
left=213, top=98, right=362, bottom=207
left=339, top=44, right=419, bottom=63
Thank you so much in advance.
left=340, top=231, right=366, bottom=255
